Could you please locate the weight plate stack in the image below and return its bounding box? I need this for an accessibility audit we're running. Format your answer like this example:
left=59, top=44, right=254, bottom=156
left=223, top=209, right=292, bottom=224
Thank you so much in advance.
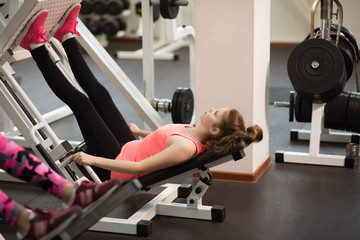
left=324, top=91, right=351, bottom=131
left=287, top=38, right=346, bottom=103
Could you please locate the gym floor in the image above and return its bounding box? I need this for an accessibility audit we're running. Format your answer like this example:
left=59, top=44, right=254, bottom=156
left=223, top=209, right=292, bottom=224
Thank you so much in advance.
left=1, top=40, right=360, bottom=240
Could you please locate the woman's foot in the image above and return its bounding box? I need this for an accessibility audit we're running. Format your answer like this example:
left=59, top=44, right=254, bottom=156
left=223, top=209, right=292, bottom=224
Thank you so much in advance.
left=67, top=178, right=122, bottom=209
left=18, top=206, right=81, bottom=240
left=16, top=10, right=50, bottom=51
left=49, top=4, right=81, bottom=42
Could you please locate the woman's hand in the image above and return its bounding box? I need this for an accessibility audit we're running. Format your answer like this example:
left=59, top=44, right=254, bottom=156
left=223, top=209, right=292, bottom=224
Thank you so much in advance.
left=128, top=123, right=141, bottom=140
left=71, top=152, right=96, bottom=166
left=128, top=123, right=152, bottom=139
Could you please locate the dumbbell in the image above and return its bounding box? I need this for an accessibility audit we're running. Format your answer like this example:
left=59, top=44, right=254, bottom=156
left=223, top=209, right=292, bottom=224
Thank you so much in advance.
left=102, top=18, right=127, bottom=36
left=106, top=0, right=126, bottom=15
left=148, top=0, right=188, bottom=19
left=151, top=87, right=194, bottom=124
left=80, top=0, right=93, bottom=15
left=91, top=0, right=107, bottom=15
left=84, top=18, right=103, bottom=35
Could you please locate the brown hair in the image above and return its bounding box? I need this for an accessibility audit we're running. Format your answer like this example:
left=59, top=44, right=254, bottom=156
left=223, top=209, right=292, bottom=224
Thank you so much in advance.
left=204, top=108, right=263, bottom=155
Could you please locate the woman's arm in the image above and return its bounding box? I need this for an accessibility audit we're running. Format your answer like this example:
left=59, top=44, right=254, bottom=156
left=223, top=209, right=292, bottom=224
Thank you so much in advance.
left=128, top=123, right=152, bottom=139
left=71, top=135, right=197, bottom=175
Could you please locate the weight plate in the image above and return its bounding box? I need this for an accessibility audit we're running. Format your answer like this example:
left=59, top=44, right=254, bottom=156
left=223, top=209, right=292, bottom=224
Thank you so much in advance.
left=289, top=91, right=295, bottom=122
left=301, top=97, right=312, bottom=122
left=337, top=36, right=355, bottom=80
left=348, top=92, right=358, bottom=132
left=332, top=24, right=360, bottom=61
left=307, top=25, right=358, bottom=80
left=295, top=94, right=302, bottom=122
left=295, top=93, right=302, bottom=122
left=287, top=38, right=346, bottom=103
left=336, top=91, right=351, bottom=130
left=324, top=91, right=350, bottom=130
left=352, top=93, right=360, bottom=133
left=171, top=88, right=194, bottom=124
left=345, top=92, right=356, bottom=132
left=160, top=0, right=179, bottom=19
left=171, top=88, right=181, bottom=123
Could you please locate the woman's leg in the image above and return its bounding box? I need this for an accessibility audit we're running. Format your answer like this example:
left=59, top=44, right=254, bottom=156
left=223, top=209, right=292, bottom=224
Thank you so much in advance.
left=0, top=190, right=25, bottom=227
left=0, top=134, right=68, bottom=198
left=51, top=3, right=135, bottom=145
left=62, top=38, right=136, bottom=144
left=31, top=46, right=118, bottom=180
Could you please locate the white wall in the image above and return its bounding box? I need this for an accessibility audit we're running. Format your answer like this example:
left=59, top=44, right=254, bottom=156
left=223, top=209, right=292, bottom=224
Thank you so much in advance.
left=271, top=0, right=360, bottom=44
left=195, top=0, right=270, bottom=174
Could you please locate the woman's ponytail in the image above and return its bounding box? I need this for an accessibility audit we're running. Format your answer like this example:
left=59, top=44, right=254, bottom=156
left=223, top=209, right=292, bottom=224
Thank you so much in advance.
left=205, top=109, right=263, bottom=155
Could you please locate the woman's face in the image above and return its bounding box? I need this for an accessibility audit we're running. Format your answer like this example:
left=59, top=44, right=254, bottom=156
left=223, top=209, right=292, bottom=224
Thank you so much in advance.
left=200, top=107, right=230, bottom=130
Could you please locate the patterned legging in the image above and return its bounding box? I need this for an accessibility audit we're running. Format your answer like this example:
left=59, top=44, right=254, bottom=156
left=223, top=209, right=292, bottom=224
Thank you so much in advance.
left=0, top=133, right=68, bottom=226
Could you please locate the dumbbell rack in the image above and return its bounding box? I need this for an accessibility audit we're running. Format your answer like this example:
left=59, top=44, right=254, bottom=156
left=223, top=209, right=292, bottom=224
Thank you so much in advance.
left=276, top=103, right=357, bottom=168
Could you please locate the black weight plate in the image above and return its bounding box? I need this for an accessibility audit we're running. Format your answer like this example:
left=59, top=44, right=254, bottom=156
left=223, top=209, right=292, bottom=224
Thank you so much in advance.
left=289, top=91, right=295, bottom=122
left=351, top=92, right=360, bottom=133
left=173, top=88, right=194, bottom=124
left=345, top=92, right=356, bottom=132
left=326, top=91, right=341, bottom=129
left=295, top=93, right=302, bottom=122
left=324, top=91, right=350, bottom=130
left=338, top=91, right=351, bottom=130
left=160, top=0, right=179, bottom=19
left=324, top=96, right=336, bottom=129
left=337, top=36, right=355, bottom=80
left=288, top=38, right=346, bottom=103
left=171, top=88, right=181, bottom=123
left=306, top=26, right=356, bottom=80
left=347, top=92, right=357, bottom=132
left=332, top=24, right=360, bottom=61
left=301, top=97, right=312, bottom=122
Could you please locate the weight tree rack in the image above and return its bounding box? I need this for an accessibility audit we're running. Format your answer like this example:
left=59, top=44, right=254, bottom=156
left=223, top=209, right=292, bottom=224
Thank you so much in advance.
left=275, top=0, right=360, bottom=168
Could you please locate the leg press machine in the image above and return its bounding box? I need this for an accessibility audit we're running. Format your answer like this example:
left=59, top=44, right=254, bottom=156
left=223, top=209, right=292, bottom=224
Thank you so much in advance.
left=57, top=149, right=246, bottom=239
left=0, top=0, right=247, bottom=238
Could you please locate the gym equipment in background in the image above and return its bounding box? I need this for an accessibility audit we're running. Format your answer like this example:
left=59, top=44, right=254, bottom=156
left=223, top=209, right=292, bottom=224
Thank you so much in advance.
left=275, top=0, right=360, bottom=168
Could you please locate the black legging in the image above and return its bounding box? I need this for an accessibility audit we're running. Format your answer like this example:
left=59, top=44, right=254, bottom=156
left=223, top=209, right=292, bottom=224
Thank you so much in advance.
left=31, top=38, right=136, bottom=181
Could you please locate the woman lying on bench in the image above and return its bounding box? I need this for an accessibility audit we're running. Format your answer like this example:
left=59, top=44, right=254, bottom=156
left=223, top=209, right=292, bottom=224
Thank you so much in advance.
left=0, top=132, right=120, bottom=240
left=16, top=4, right=263, bottom=183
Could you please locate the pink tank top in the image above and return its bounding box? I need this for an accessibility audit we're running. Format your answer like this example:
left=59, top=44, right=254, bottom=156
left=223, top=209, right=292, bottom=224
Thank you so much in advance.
left=111, top=124, right=206, bottom=182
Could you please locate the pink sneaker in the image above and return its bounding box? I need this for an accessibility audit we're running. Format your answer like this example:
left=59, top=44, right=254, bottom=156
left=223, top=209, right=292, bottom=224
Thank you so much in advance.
left=20, top=205, right=81, bottom=240
left=16, top=10, right=50, bottom=51
left=70, top=178, right=121, bottom=209
left=50, top=4, right=81, bottom=42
